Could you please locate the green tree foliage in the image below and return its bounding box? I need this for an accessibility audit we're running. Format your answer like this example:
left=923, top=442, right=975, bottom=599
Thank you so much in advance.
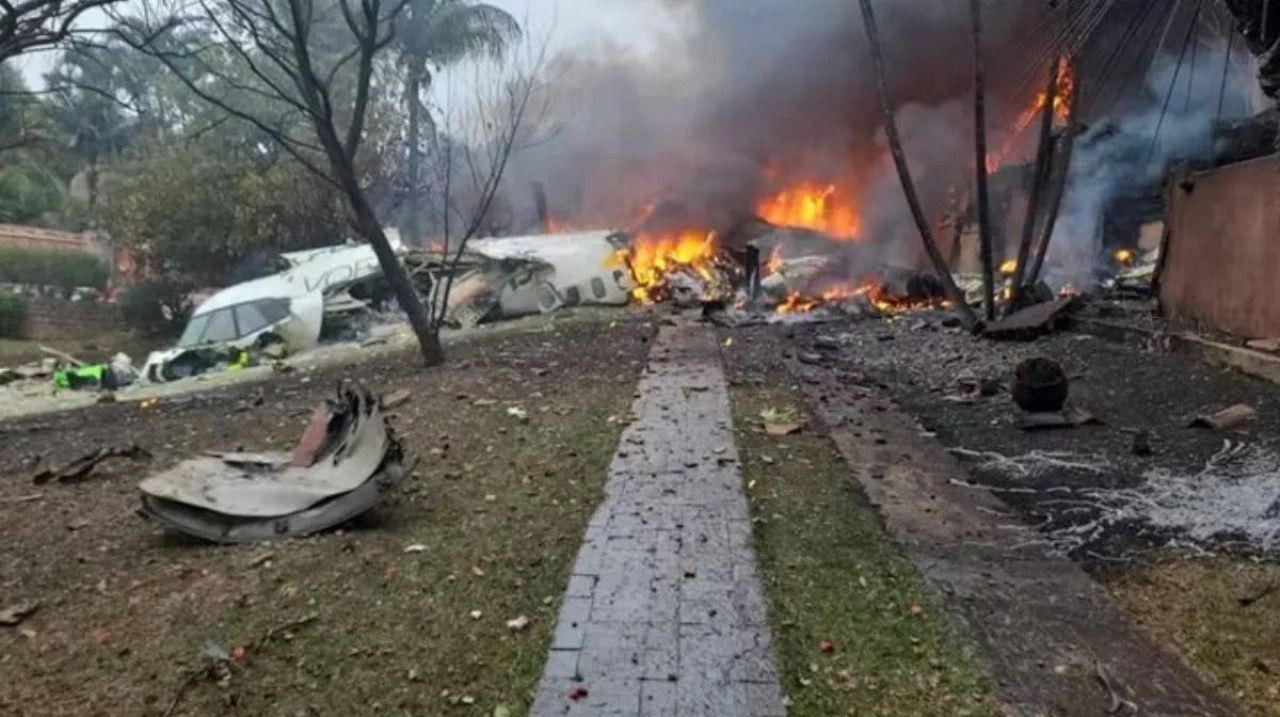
left=0, top=246, right=109, bottom=291
left=118, top=276, right=194, bottom=336
left=0, top=164, right=64, bottom=224
left=103, top=140, right=346, bottom=285
left=0, top=294, right=26, bottom=337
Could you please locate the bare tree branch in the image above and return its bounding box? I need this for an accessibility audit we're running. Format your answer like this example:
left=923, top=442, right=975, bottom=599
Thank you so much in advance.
left=0, top=0, right=123, bottom=63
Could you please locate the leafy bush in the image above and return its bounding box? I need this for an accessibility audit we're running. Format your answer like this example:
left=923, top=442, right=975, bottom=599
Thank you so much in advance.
left=0, top=293, right=26, bottom=338
left=0, top=246, right=109, bottom=292
left=118, top=277, right=194, bottom=336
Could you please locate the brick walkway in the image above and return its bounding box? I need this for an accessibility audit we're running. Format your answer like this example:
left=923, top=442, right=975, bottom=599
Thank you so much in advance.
left=530, top=324, right=786, bottom=716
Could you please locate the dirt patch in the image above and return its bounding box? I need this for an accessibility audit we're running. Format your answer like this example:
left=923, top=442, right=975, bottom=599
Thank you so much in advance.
left=723, top=337, right=997, bottom=716
left=1103, top=555, right=1280, bottom=717
left=0, top=318, right=654, bottom=716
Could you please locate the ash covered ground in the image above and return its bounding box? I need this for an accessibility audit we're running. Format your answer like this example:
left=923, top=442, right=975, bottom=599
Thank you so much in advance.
left=725, top=312, right=1280, bottom=561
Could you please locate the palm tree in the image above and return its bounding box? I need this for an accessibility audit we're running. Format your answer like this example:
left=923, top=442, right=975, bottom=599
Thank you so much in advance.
left=395, top=0, right=521, bottom=246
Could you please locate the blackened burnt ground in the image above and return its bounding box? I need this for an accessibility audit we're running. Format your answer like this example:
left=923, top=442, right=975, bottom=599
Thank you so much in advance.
left=771, top=312, right=1280, bottom=560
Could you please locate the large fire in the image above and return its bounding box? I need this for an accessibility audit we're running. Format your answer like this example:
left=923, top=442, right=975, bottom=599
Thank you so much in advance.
left=987, top=56, right=1075, bottom=173
left=774, top=279, right=940, bottom=316
left=613, top=229, right=717, bottom=303
left=610, top=181, right=865, bottom=304
left=756, top=183, right=861, bottom=239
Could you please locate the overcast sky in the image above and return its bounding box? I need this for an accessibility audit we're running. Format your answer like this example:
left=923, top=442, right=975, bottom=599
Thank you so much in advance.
left=11, top=0, right=685, bottom=88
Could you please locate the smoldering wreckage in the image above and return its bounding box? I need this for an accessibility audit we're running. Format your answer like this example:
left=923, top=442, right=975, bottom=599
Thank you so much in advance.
left=6, top=0, right=1275, bottom=548
left=3, top=202, right=1164, bottom=545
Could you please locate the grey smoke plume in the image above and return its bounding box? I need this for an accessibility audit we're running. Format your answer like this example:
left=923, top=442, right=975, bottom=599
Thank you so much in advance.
left=1044, top=42, right=1256, bottom=287
left=502, top=0, right=1041, bottom=243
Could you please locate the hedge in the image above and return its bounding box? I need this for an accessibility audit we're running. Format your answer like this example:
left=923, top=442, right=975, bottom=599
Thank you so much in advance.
left=0, top=246, right=109, bottom=291
left=0, top=293, right=25, bottom=338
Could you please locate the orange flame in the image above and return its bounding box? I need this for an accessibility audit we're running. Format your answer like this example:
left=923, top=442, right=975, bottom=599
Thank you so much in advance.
left=987, top=56, right=1074, bottom=173
left=776, top=291, right=819, bottom=314
left=764, top=246, right=784, bottom=275
left=775, top=279, right=942, bottom=316
left=756, top=183, right=861, bottom=239
left=614, top=229, right=718, bottom=303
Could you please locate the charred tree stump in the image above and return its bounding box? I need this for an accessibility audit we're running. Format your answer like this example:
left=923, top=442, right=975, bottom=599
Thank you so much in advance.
left=1011, top=57, right=1061, bottom=308
left=533, top=181, right=550, bottom=232
left=1029, top=75, right=1083, bottom=288
left=971, top=0, right=996, bottom=322
left=857, top=0, right=978, bottom=328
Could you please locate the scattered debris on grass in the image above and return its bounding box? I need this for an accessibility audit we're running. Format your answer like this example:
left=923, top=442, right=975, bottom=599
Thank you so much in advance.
left=382, top=389, right=412, bottom=409
left=0, top=601, right=40, bottom=627
left=730, top=382, right=995, bottom=715
left=31, top=444, right=151, bottom=485
left=138, top=382, right=403, bottom=543
left=1105, top=557, right=1280, bottom=717
left=760, top=407, right=804, bottom=436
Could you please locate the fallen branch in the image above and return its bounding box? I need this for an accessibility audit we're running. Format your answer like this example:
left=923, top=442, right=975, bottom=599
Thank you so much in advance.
left=1, top=493, right=44, bottom=504
left=39, top=345, right=85, bottom=367
left=255, top=613, right=319, bottom=647
left=1094, top=660, right=1138, bottom=715
left=161, top=671, right=199, bottom=717
left=164, top=614, right=320, bottom=717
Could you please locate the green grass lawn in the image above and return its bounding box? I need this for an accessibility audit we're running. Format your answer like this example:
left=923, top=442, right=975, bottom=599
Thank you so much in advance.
left=730, top=383, right=998, bottom=717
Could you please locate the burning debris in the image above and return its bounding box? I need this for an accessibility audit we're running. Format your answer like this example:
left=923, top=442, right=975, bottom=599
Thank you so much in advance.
left=138, top=382, right=403, bottom=543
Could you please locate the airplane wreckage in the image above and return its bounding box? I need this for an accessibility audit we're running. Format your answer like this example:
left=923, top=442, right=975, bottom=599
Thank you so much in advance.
left=140, top=229, right=635, bottom=383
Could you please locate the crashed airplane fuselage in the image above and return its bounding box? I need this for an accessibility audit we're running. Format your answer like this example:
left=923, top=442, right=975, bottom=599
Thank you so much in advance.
left=141, top=239, right=396, bottom=382
left=142, top=229, right=636, bottom=383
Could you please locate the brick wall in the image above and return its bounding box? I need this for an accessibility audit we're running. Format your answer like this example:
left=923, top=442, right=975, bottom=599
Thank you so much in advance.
left=0, top=224, right=97, bottom=254
left=18, top=298, right=124, bottom=340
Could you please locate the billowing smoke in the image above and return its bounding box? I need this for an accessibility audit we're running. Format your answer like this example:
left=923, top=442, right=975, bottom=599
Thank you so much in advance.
left=498, top=0, right=1257, bottom=291
left=503, top=0, right=1041, bottom=246
left=1045, top=43, right=1256, bottom=287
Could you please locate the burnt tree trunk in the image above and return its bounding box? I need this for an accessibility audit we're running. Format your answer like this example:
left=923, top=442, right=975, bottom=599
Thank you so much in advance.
left=533, top=181, right=550, bottom=232
left=355, top=197, right=443, bottom=365
left=1010, top=57, right=1061, bottom=307
left=857, top=0, right=978, bottom=328
left=1029, top=75, right=1083, bottom=288
left=970, top=0, right=996, bottom=321
left=318, top=114, right=443, bottom=366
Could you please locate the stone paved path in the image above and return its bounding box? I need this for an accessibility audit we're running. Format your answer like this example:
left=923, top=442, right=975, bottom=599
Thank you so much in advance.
left=530, top=324, right=786, bottom=716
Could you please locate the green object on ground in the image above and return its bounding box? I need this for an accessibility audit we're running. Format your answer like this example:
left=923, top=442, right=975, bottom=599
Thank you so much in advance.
left=52, top=363, right=106, bottom=390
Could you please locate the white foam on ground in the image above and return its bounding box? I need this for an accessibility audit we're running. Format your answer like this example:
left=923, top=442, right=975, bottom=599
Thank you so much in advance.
left=1136, top=441, right=1280, bottom=552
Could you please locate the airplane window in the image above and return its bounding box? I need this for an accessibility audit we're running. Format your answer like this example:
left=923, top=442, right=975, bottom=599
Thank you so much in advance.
left=201, top=309, right=238, bottom=343
left=234, top=302, right=271, bottom=336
